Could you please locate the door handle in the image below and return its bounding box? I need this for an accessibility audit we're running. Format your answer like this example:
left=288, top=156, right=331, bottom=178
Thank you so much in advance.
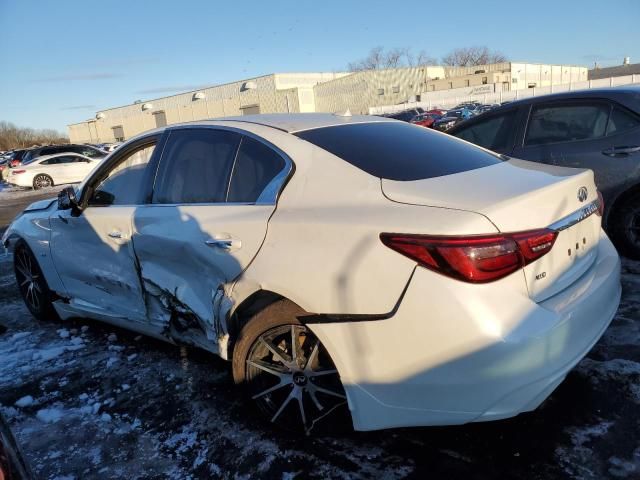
left=602, top=145, right=640, bottom=156
left=108, top=231, right=123, bottom=239
left=205, top=238, right=241, bottom=250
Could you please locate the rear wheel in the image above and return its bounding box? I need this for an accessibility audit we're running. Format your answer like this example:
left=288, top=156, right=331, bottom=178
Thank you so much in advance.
left=14, top=241, right=58, bottom=321
left=611, top=192, right=640, bottom=259
left=32, top=174, right=53, bottom=190
left=232, top=300, right=350, bottom=434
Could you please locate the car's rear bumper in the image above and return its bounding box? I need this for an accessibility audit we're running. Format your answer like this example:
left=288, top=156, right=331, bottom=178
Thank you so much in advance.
left=309, top=230, right=621, bottom=431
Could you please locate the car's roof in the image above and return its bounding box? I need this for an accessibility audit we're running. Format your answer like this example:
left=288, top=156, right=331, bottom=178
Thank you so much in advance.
left=30, top=152, right=90, bottom=162
left=181, top=113, right=396, bottom=133
left=488, top=86, right=640, bottom=111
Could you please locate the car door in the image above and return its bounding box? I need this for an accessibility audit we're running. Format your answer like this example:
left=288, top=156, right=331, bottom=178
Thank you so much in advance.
left=450, top=108, right=520, bottom=155
left=48, top=155, right=78, bottom=184
left=132, top=126, right=291, bottom=343
left=49, top=136, right=159, bottom=323
left=511, top=99, right=640, bottom=199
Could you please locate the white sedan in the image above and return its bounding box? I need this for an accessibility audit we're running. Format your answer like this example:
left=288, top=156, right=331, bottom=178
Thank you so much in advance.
left=6, top=153, right=100, bottom=189
left=2, top=114, right=621, bottom=434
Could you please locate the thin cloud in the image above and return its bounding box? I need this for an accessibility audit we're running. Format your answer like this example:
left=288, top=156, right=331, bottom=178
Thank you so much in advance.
left=135, top=84, right=212, bottom=94
left=33, top=73, right=121, bottom=82
left=61, top=105, right=97, bottom=110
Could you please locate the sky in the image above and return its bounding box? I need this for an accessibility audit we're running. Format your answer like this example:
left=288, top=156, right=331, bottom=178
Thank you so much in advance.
left=1, top=0, right=638, bottom=133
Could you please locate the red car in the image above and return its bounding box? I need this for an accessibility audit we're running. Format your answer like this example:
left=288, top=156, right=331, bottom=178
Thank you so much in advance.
left=425, top=108, right=447, bottom=116
left=411, top=113, right=441, bottom=128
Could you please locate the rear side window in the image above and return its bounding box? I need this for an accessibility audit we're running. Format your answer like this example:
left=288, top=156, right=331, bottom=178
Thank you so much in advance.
left=607, top=107, right=640, bottom=136
left=227, top=136, right=286, bottom=203
left=525, top=103, right=609, bottom=145
left=153, top=129, right=241, bottom=204
left=294, top=122, right=502, bottom=181
left=453, top=109, right=517, bottom=151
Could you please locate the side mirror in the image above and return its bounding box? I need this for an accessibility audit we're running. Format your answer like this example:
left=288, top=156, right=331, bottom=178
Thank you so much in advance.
left=58, top=186, right=79, bottom=211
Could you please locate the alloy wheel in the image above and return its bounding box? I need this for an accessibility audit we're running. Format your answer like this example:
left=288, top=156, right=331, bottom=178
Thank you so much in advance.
left=33, top=175, right=52, bottom=189
left=15, top=247, right=43, bottom=312
left=246, top=324, right=347, bottom=434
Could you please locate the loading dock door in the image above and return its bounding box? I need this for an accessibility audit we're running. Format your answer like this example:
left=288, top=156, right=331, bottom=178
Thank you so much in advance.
left=153, top=111, right=167, bottom=128
left=240, top=105, right=260, bottom=115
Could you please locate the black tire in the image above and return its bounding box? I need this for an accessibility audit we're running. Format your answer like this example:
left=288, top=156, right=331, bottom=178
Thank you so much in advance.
left=32, top=174, right=53, bottom=190
left=232, top=300, right=350, bottom=434
left=14, top=240, right=59, bottom=321
left=610, top=192, right=640, bottom=260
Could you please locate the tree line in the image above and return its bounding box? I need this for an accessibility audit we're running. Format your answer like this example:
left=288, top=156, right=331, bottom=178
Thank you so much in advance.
left=0, top=121, right=69, bottom=152
left=347, top=46, right=508, bottom=72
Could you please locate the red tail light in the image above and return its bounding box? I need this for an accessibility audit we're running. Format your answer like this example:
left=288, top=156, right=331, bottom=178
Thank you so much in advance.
left=11, top=170, right=26, bottom=174
left=380, top=229, right=558, bottom=283
left=596, top=190, right=604, bottom=216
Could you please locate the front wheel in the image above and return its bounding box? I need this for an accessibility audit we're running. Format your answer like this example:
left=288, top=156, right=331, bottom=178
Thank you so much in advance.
left=14, top=241, right=58, bottom=321
left=232, top=300, right=350, bottom=435
left=32, top=174, right=53, bottom=190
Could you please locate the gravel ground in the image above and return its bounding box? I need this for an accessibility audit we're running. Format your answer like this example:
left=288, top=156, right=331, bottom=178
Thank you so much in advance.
left=0, top=186, right=639, bottom=479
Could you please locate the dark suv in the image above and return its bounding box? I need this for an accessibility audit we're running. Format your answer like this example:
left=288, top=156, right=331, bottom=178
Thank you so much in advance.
left=448, top=87, right=640, bottom=258
left=20, top=144, right=106, bottom=166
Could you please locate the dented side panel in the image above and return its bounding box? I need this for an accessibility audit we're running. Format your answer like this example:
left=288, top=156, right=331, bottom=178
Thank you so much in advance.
left=131, top=204, right=275, bottom=348
left=49, top=206, right=148, bottom=322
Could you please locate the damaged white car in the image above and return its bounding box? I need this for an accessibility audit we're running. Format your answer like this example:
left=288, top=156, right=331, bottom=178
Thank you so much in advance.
left=3, top=114, right=621, bottom=434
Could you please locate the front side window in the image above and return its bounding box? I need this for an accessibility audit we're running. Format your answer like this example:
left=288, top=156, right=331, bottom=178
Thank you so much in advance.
left=227, top=136, right=286, bottom=203
left=88, top=143, right=156, bottom=206
left=454, top=110, right=517, bottom=151
left=153, top=129, right=241, bottom=204
left=525, top=102, right=610, bottom=146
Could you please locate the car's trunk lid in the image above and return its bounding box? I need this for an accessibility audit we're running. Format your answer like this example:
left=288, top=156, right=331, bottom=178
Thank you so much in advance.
left=381, top=159, right=601, bottom=302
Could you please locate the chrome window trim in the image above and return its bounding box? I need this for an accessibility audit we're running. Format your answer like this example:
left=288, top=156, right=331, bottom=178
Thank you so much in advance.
left=548, top=199, right=600, bottom=232
left=162, top=124, right=294, bottom=206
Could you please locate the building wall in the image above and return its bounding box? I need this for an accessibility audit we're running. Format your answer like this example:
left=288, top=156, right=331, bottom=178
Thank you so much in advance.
left=313, top=66, right=446, bottom=115
left=68, top=73, right=346, bottom=143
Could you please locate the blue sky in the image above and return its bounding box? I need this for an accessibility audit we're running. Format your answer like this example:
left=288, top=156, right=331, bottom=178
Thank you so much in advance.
left=1, top=0, right=638, bottom=133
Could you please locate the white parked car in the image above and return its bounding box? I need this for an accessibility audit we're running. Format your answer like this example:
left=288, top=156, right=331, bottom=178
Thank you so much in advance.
left=7, top=153, right=100, bottom=189
left=2, top=114, right=621, bottom=434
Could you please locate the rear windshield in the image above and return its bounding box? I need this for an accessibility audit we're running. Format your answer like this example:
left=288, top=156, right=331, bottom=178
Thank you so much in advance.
left=294, top=122, right=502, bottom=181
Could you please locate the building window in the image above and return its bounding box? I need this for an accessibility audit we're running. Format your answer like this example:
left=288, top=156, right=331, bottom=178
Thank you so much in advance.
left=153, top=111, right=167, bottom=128
left=430, top=85, right=435, bottom=91
left=448, top=82, right=453, bottom=89
left=112, top=125, right=125, bottom=142
left=465, top=80, right=470, bottom=87
left=377, top=88, right=385, bottom=96
left=392, top=85, right=400, bottom=94
left=528, top=83, right=537, bottom=88
left=482, top=77, right=488, bottom=85
left=512, top=78, right=518, bottom=83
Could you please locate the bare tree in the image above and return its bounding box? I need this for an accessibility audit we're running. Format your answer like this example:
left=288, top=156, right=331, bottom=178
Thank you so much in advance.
left=441, top=46, right=508, bottom=67
left=0, top=121, right=69, bottom=151
left=348, top=47, right=437, bottom=72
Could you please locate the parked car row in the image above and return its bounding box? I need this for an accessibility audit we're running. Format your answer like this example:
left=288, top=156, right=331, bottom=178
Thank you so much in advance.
left=381, top=101, right=502, bottom=132
left=0, top=143, right=108, bottom=189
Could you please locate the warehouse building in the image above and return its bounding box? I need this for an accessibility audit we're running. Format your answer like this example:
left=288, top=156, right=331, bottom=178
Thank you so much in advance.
left=68, top=72, right=348, bottom=143
left=68, top=62, right=587, bottom=142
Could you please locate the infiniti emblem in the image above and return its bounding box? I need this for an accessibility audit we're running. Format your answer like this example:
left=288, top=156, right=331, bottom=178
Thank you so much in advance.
left=577, top=186, right=588, bottom=202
